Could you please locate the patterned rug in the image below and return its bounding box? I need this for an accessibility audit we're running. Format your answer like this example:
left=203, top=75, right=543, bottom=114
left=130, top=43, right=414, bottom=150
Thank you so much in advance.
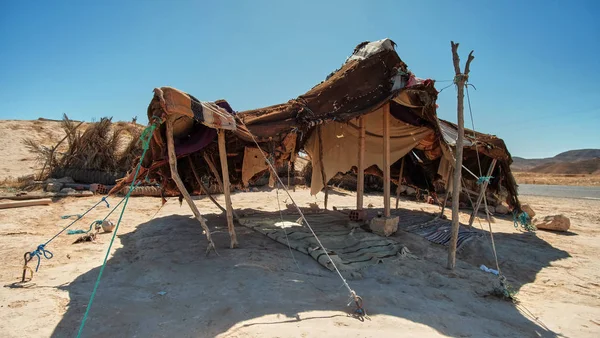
left=393, top=208, right=482, bottom=251
left=239, top=212, right=405, bottom=271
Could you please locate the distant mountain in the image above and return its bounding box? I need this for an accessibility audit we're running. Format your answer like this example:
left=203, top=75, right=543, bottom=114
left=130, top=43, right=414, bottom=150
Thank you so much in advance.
left=529, top=158, right=600, bottom=175
left=553, top=149, right=600, bottom=161
left=511, top=149, right=600, bottom=173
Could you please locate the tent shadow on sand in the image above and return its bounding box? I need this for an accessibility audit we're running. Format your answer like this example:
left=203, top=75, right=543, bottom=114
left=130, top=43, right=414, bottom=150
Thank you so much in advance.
left=52, top=211, right=569, bottom=338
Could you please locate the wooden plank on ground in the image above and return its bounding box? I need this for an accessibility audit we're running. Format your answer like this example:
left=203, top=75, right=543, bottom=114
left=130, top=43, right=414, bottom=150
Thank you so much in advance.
left=0, top=198, right=52, bottom=209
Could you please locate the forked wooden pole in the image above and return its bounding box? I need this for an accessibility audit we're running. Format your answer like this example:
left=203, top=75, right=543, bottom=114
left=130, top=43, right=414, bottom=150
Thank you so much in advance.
left=395, top=157, right=405, bottom=209
left=468, top=159, right=497, bottom=227
left=448, top=41, right=474, bottom=270
left=383, top=102, right=391, bottom=217
left=357, top=116, right=366, bottom=210
left=217, top=130, right=238, bottom=248
left=166, top=118, right=216, bottom=255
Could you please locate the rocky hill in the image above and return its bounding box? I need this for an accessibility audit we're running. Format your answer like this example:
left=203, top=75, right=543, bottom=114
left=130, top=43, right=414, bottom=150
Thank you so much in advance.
left=512, top=149, right=600, bottom=173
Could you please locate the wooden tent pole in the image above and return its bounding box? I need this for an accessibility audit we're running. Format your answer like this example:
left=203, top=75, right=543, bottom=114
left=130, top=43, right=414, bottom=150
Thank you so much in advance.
left=218, top=130, right=238, bottom=248
left=468, top=159, right=497, bottom=227
left=448, top=42, right=474, bottom=270
left=203, top=153, right=224, bottom=193
left=439, top=167, right=454, bottom=217
left=166, top=118, right=216, bottom=255
left=383, top=102, right=391, bottom=217
left=317, top=126, right=328, bottom=210
left=188, top=156, right=240, bottom=221
left=357, top=116, right=366, bottom=210
left=395, top=157, right=405, bottom=209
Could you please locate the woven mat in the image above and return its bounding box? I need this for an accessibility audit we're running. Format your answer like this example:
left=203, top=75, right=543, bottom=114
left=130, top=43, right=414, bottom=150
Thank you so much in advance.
left=239, top=212, right=404, bottom=271
left=393, top=208, right=482, bottom=251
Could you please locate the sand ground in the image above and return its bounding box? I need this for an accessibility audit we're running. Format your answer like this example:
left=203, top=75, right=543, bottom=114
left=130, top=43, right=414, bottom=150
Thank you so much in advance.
left=1, top=188, right=599, bottom=338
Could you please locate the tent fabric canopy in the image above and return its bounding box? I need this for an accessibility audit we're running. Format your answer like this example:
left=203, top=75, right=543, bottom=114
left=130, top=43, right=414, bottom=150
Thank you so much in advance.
left=305, top=107, right=432, bottom=195
left=113, top=38, right=522, bottom=212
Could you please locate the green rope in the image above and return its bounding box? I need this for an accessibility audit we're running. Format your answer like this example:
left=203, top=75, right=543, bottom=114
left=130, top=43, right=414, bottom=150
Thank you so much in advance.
left=476, top=176, right=493, bottom=185
left=77, top=120, right=159, bottom=338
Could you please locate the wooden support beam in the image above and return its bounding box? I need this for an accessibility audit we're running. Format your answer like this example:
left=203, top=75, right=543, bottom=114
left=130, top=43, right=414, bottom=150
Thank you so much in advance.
left=468, top=159, right=497, bottom=227
left=188, top=157, right=240, bottom=222
left=383, top=102, right=391, bottom=217
left=448, top=41, right=475, bottom=270
left=0, top=198, right=52, bottom=209
left=395, top=157, right=405, bottom=209
left=203, top=153, right=224, bottom=193
left=166, top=118, right=216, bottom=255
left=218, top=130, right=238, bottom=248
left=291, top=161, right=296, bottom=192
left=439, top=167, right=454, bottom=217
left=317, top=126, right=328, bottom=210
left=357, top=116, right=366, bottom=210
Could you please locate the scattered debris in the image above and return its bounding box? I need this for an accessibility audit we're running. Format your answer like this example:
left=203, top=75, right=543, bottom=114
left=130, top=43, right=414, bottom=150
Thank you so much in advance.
left=73, top=232, right=97, bottom=244
left=535, top=214, right=571, bottom=232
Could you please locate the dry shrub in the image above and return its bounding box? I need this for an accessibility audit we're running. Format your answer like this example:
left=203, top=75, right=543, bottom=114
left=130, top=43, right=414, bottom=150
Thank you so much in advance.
left=23, top=114, right=145, bottom=180
left=0, top=175, right=37, bottom=192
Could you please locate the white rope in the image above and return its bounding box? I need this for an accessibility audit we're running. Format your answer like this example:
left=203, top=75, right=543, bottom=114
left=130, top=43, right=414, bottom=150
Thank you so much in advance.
left=274, top=182, right=328, bottom=294
left=235, top=116, right=359, bottom=301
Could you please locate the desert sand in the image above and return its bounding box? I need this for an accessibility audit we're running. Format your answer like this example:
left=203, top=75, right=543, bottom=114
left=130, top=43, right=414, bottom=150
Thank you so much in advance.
left=1, top=120, right=599, bottom=337
left=0, top=189, right=599, bottom=337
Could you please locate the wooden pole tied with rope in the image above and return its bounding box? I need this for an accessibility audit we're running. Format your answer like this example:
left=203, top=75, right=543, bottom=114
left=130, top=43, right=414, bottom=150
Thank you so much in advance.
left=447, top=41, right=474, bottom=270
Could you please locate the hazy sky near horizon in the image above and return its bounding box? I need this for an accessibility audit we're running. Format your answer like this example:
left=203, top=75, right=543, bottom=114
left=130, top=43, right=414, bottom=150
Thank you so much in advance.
left=1, top=1, right=598, bottom=158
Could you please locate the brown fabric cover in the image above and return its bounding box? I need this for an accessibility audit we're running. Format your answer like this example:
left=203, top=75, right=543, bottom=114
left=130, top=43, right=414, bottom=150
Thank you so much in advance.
left=305, top=107, right=432, bottom=195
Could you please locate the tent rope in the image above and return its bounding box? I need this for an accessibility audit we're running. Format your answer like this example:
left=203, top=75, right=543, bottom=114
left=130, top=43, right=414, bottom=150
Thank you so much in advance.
left=23, top=196, right=110, bottom=276
left=76, top=118, right=160, bottom=338
left=235, top=115, right=366, bottom=317
left=463, top=85, right=515, bottom=299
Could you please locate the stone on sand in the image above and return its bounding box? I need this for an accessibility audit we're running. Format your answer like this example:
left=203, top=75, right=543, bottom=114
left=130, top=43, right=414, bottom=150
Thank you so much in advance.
left=535, top=214, right=571, bottom=232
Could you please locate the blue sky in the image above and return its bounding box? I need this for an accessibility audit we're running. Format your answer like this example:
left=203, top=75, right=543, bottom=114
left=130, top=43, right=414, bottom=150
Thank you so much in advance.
left=1, top=1, right=598, bottom=158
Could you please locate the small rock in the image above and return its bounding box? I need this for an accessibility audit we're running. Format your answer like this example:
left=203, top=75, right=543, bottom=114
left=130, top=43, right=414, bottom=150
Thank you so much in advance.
left=46, top=182, right=63, bottom=193
left=369, top=216, right=399, bottom=237
left=405, top=186, right=416, bottom=196
left=521, top=204, right=536, bottom=218
left=101, top=220, right=116, bottom=233
left=251, top=187, right=259, bottom=192
left=535, top=214, right=570, bottom=232
left=495, top=204, right=509, bottom=215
